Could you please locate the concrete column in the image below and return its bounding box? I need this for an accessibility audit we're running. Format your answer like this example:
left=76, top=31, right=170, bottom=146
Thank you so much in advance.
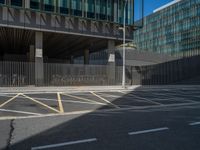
left=65, top=57, right=71, bottom=64
left=107, top=40, right=116, bottom=84
left=70, top=55, right=74, bottom=64
left=84, top=49, right=89, bottom=65
left=29, top=45, right=35, bottom=62
left=35, top=32, right=44, bottom=86
left=25, top=0, right=30, bottom=9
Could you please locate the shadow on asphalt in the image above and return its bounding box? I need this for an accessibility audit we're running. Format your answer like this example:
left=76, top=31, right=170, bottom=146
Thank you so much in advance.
left=4, top=85, right=200, bottom=150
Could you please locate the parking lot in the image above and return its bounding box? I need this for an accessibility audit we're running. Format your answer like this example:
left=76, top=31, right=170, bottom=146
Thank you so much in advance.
left=0, top=86, right=200, bottom=150
left=0, top=86, right=200, bottom=120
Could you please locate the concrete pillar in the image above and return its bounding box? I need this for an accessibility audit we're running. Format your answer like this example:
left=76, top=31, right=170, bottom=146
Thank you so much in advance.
left=65, top=57, right=71, bottom=64
left=35, top=32, right=44, bottom=86
left=107, top=40, right=116, bottom=84
left=84, top=49, right=89, bottom=65
left=25, top=0, right=30, bottom=8
left=29, top=45, right=35, bottom=62
left=70, top=55, right=74, bottom=64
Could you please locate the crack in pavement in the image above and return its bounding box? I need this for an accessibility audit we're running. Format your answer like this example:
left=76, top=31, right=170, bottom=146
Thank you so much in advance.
left=6, top=119, right=15, bottom=150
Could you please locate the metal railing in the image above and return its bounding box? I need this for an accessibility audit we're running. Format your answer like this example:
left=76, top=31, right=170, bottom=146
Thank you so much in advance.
left=0, top=62, right=114, bottom=86
left=0, top=55, right=200, bottom=87
left=43, top=63, right=109, bottom=86
left=125, top=55, right=200, bottom=85
left=0, top=61, right=35, bottom=86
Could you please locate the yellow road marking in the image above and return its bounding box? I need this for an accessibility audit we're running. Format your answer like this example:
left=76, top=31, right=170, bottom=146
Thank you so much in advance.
left=90, top=92, right=120, bottom=109
left=57, top=92, right=64, bottom=113
left=21, top=94, right=60, bottom=113
left=61, top=93, right=106, bottom=105
left=0, top=93, right=20, bottom=108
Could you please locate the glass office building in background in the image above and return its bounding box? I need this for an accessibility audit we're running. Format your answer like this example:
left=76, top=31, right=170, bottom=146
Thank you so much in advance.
left=0, top=0, right=134, bottom=25
left=134, top=0, right=200, bottom=57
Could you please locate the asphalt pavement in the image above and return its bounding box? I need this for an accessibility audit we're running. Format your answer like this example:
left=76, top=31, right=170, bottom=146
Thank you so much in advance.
left=0, top=85, right=200, bottom=150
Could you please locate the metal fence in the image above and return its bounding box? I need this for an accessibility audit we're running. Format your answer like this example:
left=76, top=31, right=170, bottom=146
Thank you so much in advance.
left=0, top=61, right=35, bottom=86
left=0, top=55, right=200, bottom=87
left=43, top=63, right=109, bottom=86
left=0, top=62, right=115, bottom=87
left=125, top=55, right=200, bottom=85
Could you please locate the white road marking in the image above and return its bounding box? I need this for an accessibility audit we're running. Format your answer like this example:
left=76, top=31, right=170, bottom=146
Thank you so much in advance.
left=0, top=100, right=200, bottom=121
left=119, top=91, right=162, bottom=105
left=0, top=110, right=93, bottom=120
left=0, top=108, right=41, bottom=115
left=128, top=127, right=169, bottom=135
left=31, top=138, right=97, bottom=150
left=189, top=122, right=200, bottom=126
left=21, top=94, right=60, bottom=113
left=90, top=91, right=120, bottom=108
left=61, top=93, right=106, bottom=105
left=97, top=93, right=121, bottom=98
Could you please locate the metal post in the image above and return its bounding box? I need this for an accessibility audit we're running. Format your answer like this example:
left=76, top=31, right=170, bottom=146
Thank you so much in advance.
left=122, top=0, right=128, bottom=88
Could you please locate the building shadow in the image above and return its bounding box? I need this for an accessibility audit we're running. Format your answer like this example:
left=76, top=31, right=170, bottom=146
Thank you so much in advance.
left=125, top=54, right=200, bottom=85
left=4, top=83, right=200, bottom=150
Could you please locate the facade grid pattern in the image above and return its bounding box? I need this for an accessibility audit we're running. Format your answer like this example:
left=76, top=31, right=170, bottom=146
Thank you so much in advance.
left=0, top=0, right=134, bottom=25
left=133, top=0, right=200, bottom=57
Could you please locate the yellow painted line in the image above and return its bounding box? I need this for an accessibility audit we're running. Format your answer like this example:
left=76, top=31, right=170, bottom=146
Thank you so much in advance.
left=57, top=92, right=64, bottom=113
left=21, top=94, right=60, bottom=113
left=90, top=92, right=120, bottom=109
left=61, top=93, right=106, bottom=105
left=0, top=93, right=20, bottom=108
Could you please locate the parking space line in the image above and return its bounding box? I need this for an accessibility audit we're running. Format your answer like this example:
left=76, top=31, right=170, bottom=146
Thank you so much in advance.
left=2, top=95, right=104, bottom=105
left=57, top=92, right=64, bottom=113
left=31, top=138, right=97, bottom=150
left=61, top=93, right=106, bottom=105
left=128, top=127, right=169, bottom=135
left=119, top=91, right=162, bottom=105
left=90, top=92, right=120, bottom=109
left=0, top=110, right=93, bottom=121
left=97, top=93, right=121, bottom=98
left=21, top=94, right=60, bottom=113
left=0, top=108, right=41, bottom=115
left=162, top=92, right=198, bottom=103
left=0, top=93, right=20, bottom=108
left=189, top=122, right=200, bottom=126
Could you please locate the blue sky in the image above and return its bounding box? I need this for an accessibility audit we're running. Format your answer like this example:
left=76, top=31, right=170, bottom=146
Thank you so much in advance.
left=135, top=0, right=173, bottom=20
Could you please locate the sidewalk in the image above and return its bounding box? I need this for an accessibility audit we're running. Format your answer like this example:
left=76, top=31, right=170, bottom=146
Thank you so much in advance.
left=0, top=85, right=140, bottom=93
left=0, top=85, right=199, bottom=93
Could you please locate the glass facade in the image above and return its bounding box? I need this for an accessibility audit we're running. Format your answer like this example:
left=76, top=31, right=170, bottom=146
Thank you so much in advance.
left=11, top=0, right=22, bottom=7
left=0, top=0, right=134, bottom=25
left=133, top=0, right=200, bottom=57
left=30, top=0, right=40, bottom=9
left=43, top=0, right=54, bottom=12
left=58, top=0, right=69, bottom=14
left=0, top=0, right=4, bottom=4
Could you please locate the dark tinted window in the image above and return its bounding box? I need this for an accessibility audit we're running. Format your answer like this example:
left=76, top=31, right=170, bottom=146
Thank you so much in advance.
left=11, top=0, right=22, bottom=7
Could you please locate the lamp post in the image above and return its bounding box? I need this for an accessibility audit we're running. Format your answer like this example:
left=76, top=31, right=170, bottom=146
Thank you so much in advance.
left=119, top=0, right=128, bottom=88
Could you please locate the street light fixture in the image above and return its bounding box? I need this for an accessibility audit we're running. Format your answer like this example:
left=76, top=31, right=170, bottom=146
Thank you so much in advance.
left=120, top=0, right=128, bottom=88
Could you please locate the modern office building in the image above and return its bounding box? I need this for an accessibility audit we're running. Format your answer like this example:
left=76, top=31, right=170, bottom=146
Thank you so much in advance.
left=134, top=0, right=200, bottom=57
left=0, top=0, right=135, bottom=85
